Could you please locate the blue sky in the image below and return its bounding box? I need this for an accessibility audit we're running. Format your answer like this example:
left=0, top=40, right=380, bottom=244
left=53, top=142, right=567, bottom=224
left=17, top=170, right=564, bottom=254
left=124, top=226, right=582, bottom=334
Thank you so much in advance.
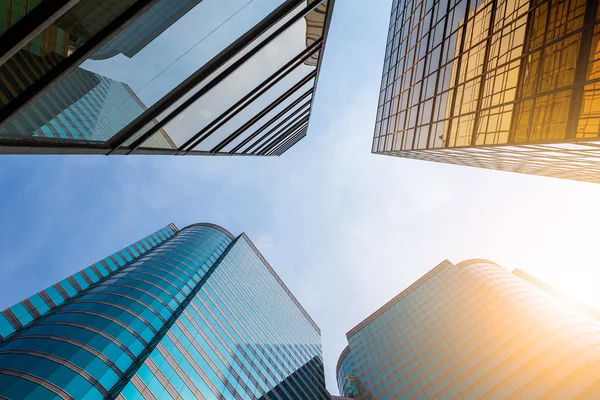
left=3, top=0, right=600, bottom=395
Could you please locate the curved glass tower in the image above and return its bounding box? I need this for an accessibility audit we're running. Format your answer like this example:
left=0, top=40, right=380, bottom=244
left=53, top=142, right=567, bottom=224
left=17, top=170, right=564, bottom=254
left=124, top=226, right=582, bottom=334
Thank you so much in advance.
left=337, top=259, right=600, bottom=399
left=0, top=223, right=327, bottom=399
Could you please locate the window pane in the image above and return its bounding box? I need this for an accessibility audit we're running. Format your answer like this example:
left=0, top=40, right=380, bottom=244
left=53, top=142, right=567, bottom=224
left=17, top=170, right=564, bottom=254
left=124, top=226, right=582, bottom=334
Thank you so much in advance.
left=0, top=0, right=139, bottom=108
left=138, top=1, right=326, bottom=151
left=0, top=0, right=44, bottom=35
left=0, top=0, right=288, bottom=144
left=195, top=75, right=315, bottom=153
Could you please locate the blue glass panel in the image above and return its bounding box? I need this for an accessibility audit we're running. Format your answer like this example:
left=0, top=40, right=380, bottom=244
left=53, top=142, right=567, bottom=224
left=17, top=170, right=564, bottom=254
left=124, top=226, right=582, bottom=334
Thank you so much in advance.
left=28, top=294, right=50, bottom=315
left=0, top=314, right=14, bottom=338
left=120, top=381, right=143, bottom=400
left=59, top=279, right=77, bottom=297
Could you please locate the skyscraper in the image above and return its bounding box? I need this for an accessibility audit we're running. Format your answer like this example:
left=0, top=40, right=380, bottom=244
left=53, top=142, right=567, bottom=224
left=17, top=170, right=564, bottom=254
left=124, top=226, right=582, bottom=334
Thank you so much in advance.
left=0, top=0, right=335, bottom=155
left=337, top=259, right=600, bottom=399
left=373, top=0, right=600, bottom=183
left=0, top=223, right=328, bottom=399
left=1, top=67, right=175, bottom=147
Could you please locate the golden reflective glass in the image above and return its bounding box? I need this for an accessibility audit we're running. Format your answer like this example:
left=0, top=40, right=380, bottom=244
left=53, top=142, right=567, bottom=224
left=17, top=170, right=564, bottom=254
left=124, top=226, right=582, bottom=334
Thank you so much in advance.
left=375, top=0, right=600, bottom=156
left=577, top=82, right=600, bottom=138
left=546, top=0, right=586, bottom=42
left=514, top=98, right=533, bottom=142
left=587, top=25, right=600, bottom=80
left=529, top=89, right=571, bottom=141
left=521, top=50, right=541, bottom=97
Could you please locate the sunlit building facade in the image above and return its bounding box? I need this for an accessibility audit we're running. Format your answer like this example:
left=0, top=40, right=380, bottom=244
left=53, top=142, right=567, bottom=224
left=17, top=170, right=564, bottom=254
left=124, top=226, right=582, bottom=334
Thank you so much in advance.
left=0, top=223, right=328, bottom=399
left=337, top=259, right=600, bottom=399
left=374, top=0, right=600, bottom=182
left=0, top=0, right=334, bottom=156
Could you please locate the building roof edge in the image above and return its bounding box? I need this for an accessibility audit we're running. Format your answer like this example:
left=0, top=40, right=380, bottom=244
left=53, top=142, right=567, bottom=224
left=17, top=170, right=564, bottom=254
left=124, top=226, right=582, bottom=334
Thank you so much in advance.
left=180, top=223, right=235, bottom=240
left=346, top=259, right=454, bottom=339
left=239, top=232, right=321, bottom=335
left=454, top=258, right=503, bottom=269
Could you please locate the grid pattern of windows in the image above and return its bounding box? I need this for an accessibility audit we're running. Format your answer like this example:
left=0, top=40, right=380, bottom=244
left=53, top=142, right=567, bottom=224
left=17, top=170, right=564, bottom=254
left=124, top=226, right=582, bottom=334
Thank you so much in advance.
left=0, top=223, right=326, bottom=399
left=337, top=259, right=600, bottom=399
left=0, top=224, right=230, bottom=399
left=117, top=233, right=327, bottom=400
left=374, top=0, right=600, bottom=183
left=0, top=224, right=178, bottom=341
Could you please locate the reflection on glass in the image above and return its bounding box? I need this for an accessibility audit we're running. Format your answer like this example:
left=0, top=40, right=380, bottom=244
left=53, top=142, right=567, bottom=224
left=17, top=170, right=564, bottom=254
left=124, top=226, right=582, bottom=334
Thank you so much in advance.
left=0, top=0, right=44, bottom=36
left=0, top=66, right=174, bottom=148
left=375, top=0, right=600, bottom=152
left=151, top=0, right=306, bottom=121
left=239, top=96, right=312, bottom=154
left=578, top=83, right=600, bottom=138
left=0, top=0, right=288, bottom=143
left=162, top=17, right=312, bottom=146
left=212, top=78, right=314, bottom=154
left=0, top=0, right=138, bottom=108
left=90, top=1, right=206, bottom=61
left=139, top=1, right=327, bottom=151
left=84, top=0, right=286, bottom=107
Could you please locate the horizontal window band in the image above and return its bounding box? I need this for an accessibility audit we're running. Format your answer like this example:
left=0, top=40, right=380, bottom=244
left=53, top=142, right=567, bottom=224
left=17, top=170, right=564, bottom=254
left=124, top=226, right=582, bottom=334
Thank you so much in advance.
left=10, top=334, right=126, bottom=379
left=0, top=368, right=72, bottom=400
left=36, top=321, right=137, bottom=360
left=0, top=350, right=109, bottom=397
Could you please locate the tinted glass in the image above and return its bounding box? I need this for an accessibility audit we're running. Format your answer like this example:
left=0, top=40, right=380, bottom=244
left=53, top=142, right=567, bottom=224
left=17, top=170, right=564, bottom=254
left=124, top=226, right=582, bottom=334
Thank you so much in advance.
left=0, top=0, right=288, bottom=144
left=147, top=4, right=324, bottom=151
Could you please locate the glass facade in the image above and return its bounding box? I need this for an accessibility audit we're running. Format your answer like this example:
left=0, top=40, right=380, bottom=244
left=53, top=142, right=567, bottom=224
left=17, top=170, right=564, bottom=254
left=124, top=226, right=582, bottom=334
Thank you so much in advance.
left=90, top=1, right=205, bottom=61
left=374, top=0, right=600, bottom=183
left=0, top=68, right=175, bottom=147
left=0, top=0, right=335, bottom=156
left=0, top=223, right=327, bottom=399
left=0, top=0, right=139, bottom=104
left=337, top=259, right=600, bottom=399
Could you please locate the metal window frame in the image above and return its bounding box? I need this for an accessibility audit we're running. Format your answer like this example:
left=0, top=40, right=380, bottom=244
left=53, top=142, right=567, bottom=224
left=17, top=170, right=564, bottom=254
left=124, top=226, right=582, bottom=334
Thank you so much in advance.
left=178, top=39, right=323, bottom=152
left=258, top=118, right=309, bottom=154
left=257, top=119, right=309, bottom=155
left=238, top=93, right=314, bottom=155
left=270, top=126, right=308, bottom=155
left=0, top=0, right=82, bottom=66
left=0, top=0, right=161, bottom=126
left=118, top=0, right=322, bottom=153
left=238, top=101, right=313, bottom=154
left=250, top=111, right=311, bottom=155
left=207, top=71, right=317, bottom=154
left=0, top=0, right=336, bottom=156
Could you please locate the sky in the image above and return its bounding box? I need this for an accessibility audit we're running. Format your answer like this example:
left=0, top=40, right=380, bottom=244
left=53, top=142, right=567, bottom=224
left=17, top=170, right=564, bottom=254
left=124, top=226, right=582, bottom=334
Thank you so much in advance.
left=3, top=0, right=600, bottom=396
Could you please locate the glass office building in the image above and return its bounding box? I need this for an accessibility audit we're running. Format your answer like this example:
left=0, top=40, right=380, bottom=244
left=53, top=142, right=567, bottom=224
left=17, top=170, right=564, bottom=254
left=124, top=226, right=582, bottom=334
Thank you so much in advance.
left=0, top=67, right=175, bottom=147
left=0, top=223, right=328, bottom=399
left=90, top=1, right=204, bottom=61
left=0, top=0, right=334, bottom=156
left=337, top=259, right=600, bottom=399
left=374, top=0, right=600, bottom=183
